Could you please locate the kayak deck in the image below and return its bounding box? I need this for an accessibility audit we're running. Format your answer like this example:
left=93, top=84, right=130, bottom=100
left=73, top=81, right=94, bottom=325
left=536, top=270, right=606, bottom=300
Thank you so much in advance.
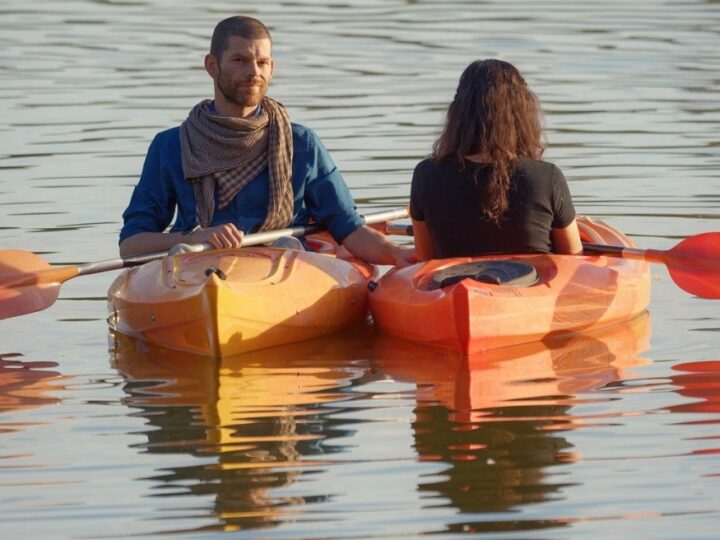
left=369, top=216, right=651, bottom=354
left=107, top=235, right=376, bottom=358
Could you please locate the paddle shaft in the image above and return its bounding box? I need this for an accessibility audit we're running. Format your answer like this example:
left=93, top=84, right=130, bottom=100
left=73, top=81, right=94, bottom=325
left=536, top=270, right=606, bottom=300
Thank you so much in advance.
left=385, top=222, right=667, bottom=263
left=0, top=208, right=400, bottom=319
left=55, top=207, right=410, bottom=280
left=580, top=243, right=667, bottom=264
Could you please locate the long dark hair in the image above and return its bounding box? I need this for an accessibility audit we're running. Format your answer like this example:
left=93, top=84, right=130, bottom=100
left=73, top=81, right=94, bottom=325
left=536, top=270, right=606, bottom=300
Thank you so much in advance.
left=432, top=59, right=545, bottom=223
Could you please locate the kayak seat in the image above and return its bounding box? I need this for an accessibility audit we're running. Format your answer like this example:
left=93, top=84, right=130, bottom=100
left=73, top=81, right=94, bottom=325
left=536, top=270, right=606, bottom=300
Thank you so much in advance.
left=428, top=261, right=538, bottom=291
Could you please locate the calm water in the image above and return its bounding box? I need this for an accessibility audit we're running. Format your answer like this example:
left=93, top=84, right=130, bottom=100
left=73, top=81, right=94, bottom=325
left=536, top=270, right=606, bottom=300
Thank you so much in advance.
left=1, top=1, right=719, bottom=538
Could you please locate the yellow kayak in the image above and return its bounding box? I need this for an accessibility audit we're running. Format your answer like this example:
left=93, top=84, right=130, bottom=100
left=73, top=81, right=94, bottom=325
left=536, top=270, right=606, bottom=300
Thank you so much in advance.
left=107, top=234, right=376, bottom=358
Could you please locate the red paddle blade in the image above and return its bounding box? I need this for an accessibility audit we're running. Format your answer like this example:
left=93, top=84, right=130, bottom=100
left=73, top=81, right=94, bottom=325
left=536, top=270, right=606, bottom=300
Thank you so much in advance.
left=0, top=250, right=62, bottom=319
left=666, top=232, right=720, bottom=299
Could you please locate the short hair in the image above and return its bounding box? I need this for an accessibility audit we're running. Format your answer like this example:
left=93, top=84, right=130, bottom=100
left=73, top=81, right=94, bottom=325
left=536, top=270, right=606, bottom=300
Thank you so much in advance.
left=210, top=16, right=272, bottom=60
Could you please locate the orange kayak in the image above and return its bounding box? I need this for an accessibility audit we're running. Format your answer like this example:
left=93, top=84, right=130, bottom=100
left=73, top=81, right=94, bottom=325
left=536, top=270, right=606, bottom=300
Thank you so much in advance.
left=369, top=216, right=651, bottom=354
left=107, top=234, right=376, bottom=358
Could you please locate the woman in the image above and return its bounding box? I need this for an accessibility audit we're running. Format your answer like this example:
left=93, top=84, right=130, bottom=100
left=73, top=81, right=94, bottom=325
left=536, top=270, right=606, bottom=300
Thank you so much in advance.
left=410, top=59, right=583, bottom=260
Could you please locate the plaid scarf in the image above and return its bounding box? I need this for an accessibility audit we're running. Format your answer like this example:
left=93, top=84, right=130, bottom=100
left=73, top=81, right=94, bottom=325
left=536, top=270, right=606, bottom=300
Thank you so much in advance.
left=179, top=97, right=294, bottom=230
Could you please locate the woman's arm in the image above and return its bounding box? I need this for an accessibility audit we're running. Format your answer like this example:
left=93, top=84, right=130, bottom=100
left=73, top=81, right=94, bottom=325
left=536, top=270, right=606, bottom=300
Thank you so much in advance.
left=412, top=218, right=436, bottom=261
left=552, top=219, right=583, bottom=254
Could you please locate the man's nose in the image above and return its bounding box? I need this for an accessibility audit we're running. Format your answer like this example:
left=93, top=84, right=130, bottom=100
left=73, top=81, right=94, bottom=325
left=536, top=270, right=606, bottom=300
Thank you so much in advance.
left=245, top=60, right=262, bottom=75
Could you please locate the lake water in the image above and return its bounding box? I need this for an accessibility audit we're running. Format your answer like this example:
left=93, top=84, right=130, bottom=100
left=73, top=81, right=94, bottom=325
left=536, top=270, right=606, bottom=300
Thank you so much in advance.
left=1, top=1, right=719, bottom=538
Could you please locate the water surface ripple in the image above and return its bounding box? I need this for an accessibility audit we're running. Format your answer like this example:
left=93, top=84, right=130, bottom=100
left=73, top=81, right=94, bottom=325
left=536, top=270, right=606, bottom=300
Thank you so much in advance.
left=1, top=1, right=719, bottom=539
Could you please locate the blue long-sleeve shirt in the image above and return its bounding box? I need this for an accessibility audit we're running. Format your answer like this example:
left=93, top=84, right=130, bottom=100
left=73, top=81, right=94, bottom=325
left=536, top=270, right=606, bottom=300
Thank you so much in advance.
left=120, top=123, right=363, bottom=244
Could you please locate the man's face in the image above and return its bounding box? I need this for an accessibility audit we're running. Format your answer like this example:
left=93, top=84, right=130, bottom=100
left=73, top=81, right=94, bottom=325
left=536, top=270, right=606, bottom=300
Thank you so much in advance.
left=211, top=35, right=274, bottom=113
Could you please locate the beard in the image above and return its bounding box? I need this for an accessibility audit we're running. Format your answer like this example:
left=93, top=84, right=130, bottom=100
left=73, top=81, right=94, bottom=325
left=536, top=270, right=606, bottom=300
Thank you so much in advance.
left=216, top=68, right=268, bottom=109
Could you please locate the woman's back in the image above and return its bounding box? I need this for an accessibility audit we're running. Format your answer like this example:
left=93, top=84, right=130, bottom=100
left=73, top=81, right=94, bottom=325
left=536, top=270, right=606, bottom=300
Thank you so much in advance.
left=410, top=156, right=576, bottom=258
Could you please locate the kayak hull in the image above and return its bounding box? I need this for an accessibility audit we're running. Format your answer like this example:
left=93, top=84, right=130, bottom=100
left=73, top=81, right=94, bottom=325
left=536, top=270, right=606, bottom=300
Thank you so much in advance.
left=369, top=217, right=651, bottom=354
left=107, top=237, right=376, bottom=358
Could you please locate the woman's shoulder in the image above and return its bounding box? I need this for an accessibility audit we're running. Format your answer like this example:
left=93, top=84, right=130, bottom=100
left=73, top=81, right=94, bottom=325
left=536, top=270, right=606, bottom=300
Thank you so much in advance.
left=414, top=156, right=434, bottom=172
left=515, top=156, right=564, bottom=180
left=516, top=156, right=558, bottom=171
left=414, top=156, right=458, bottom=176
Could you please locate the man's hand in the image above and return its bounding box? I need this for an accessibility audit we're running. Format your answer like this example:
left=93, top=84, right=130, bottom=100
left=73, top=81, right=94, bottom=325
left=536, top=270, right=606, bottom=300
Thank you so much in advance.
left=342, top=226, right=418, bottom=266
left=392, top=246, right=419, bottom=268
left=120, top=223, right=245, bottom=257
left=193, top=223, right=245, bottom=249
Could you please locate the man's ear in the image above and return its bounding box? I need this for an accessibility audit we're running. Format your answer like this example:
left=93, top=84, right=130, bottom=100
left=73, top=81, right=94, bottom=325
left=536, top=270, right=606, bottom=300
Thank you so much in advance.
left=204, top=54, right=218, bottom=78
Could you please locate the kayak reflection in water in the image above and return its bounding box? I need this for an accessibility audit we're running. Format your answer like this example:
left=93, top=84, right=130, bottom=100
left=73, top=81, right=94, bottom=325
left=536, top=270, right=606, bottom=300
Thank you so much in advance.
left=110, top=328, right=377, bottom=533
left=409, top=59, right=583, bottom=260
left=373, top=314, right=650, bottom=530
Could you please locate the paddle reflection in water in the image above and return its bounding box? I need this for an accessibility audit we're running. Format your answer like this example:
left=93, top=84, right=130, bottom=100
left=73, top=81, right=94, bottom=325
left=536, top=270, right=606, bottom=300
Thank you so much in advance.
left=0, top=353, right=64, bottom=414
left=666, top=360, right=720, bottom=466
left=110, top=326, right=377, bottom=534
left=668, top=360, right=720, bottom=417
left=372, top=314, right=651, bottom=533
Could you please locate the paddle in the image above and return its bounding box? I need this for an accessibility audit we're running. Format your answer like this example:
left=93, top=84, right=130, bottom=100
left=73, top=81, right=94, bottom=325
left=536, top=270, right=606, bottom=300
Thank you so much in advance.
left=582, top=234, right=720, bottom=300
left=383, top=223, right=720, bottom=299
left=0, top=207, right=409, bottom=320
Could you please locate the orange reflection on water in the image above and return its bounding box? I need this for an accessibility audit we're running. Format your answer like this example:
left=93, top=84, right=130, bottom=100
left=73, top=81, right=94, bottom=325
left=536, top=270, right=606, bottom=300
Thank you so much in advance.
left=374, top=313, right=652, bottom=420
left=110, top=327, right=375, bottom=533
left=372, top=313, right=652, bottom=514
left=670, top=360, right=720, bottom=415
left=668, top=360, right=720, bottom=470
left=0, top=353, right=63, bottom=415
left=109, top=314, right=655, bottom=530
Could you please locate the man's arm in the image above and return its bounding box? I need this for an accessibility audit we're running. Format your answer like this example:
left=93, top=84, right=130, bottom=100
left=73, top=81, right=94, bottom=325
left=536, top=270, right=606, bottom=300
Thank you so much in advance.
left=120, top=231, right=187, bottom=257
left=119, top=131, right=186, bottom=257
left=341, top=225, right=416, bottom=266
left=119, top=224, right=246, bottom=257
left=291, top=126, right=415, bottom=266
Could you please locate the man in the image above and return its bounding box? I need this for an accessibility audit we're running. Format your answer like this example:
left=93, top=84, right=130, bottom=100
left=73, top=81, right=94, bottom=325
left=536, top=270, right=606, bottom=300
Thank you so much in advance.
left=119, top=15, right=413, bottom=266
